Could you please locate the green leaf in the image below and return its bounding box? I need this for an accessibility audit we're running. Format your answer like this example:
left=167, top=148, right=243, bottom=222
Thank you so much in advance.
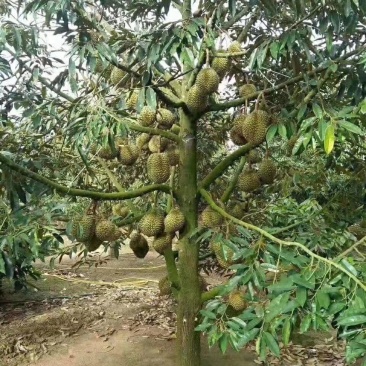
left=341, top=259, right=358, bottom=276
left=337, top=315, right=366, bottom=327
left=266, top=124, right=277, bottom=142
left=267, top=278, right=296, bottom=293
left=269, top=41, right=279, bottom=59
left=194, top=323, right=212, bottom=332
left=0, top=254, right=5, bottom=274
left=339, top=120, right=363, bottom=135
left=300, top=314, right=312, bottom=333
left=360, top=99, right=366, bottom=114
left=145, top=87, right=157, bottom=109
left=278, top=124, right=287, bottom=139
left=282, top=317, right=292, bottom=346
left=324, top=124, right=335, bottom=155
left=297, top=104, right=307, bottom=121
left=264, top=292, right=291, bottom=323
left=237, top=328, right=260, bottom=348
left=200, top=310, right=217, bottom=320
left=228, top=0, right=236, bottom=15
left=295, top=287, right=307, bottom=307
left=316, top=291, right=331, bottom=310
left=312, top=103, right=323, bottom=119
left=256, top=42, right=269, bottom=69
left=263, top=332, right=280, bottom=357
left=219, top=333, right=229, bottom=354
left=328, top=302, right=346, bottom=316
left=291, top=273, right=315, bottom=289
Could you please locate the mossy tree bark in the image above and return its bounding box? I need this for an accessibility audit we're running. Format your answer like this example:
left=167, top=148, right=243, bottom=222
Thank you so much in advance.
left=176, top=109, right=201, bottom=366
left=175, top=0, right=201, bottom=364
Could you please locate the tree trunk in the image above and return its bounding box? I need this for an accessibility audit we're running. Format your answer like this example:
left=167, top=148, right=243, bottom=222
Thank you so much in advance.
left=176, top=109, right=201, bottom=366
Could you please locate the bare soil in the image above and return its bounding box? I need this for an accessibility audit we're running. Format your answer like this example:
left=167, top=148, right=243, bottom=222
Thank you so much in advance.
left=0, top=247, right=349, bottom=366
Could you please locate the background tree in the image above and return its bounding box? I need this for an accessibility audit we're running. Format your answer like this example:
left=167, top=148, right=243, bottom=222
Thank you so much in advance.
left=1, top=1, right=366, bottom=365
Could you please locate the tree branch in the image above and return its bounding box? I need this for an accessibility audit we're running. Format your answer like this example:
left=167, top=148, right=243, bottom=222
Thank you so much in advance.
left=5, top=47, right=75, bottom=103
left=0, top=153, right=172, bottom=200
left=335, top=236, right=366, bottom=261
left=199, top=188, right=366, bottom=292
left=220, top=156, right=246, bottom=203
left=101, top=108, right=181, bottom=143
left=201, top=285, right=225, bottom=303
left=237, top=11, right=259, bottom=43
left=222, top=7, right=249, bottom=30
left=210, top=45, right=366, bottom=112
left=199, top=143, right=253, bottom=190
left=153, top=86, right=185, bottom=108
left=164, top=246, right=181, bottom=291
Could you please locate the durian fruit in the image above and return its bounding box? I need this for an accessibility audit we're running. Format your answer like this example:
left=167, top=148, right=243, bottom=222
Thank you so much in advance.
left=286, top=135, right=298, bottom=156
left=136, top=133, right=151, bottom=150
left=85, top=236, right=103, bottom=252
left=119, top=144, right=139, bottom=165
left=238, top=170, right=261, bottom=192
left=239, top=84, right=256, bottom=99
left=247, top=149, right=261, bottom=163
left=258, top=158, right=277, bottom=184
left=148, top=135, right=169, bottom=153
left=200, top=206, right=223, bottom=228
left=166, top=147, right=179, bottom=166
left=195, top=67, right=220, bottom=94
left=212, top=53, right=230, bottom=78
left=360, top=219, right=366, bottom=229
left=186, top=85, right=208, bottom=114
left=138, top=106, right=156, bottom=126
left=228, top=290, right=246, bottom=311
left=126, top=91, right=139, bottom=110
left=211, top=240, right=235, bottom=269
left=95, top=219, right=120, bottom=241
left=156, top=108, right=176, bottom=128
left=71, top=215, right=96, bottom=242
left=112, top=203, right=129, bottom=218
left=153, top=233, right=174, bottom=254
left=171, top=124, right=181, bottom=135
left=158, top=275, right=172, bottom=296
left=110, top=226, right=122, bottom=241
left=98, top=145, right=118, bottom=160
left=95, top=58, right=108, bottom=74
left=242, top=110, right=268, bottom=145
left=147, top=153, right=171, bottom=183
left=139, top=211, right=165, bottom=237
left=230, top=203, right=246, bottom=219
left=348, top=224, right=366, bottom=240
left=129, top=232, right=149, bottom=258
left=228, top=41, right=242, bottom=54
left=230, top=114, right=247, bottom=145
left=115, top=136, right=129, bottom=146
left=164, top=207, right=185, bottom=233
left=110, top=66, right=126, bottom=86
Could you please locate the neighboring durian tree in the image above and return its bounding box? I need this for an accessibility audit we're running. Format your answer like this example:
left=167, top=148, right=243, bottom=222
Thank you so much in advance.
left=2, top=1, right=366, bottom=366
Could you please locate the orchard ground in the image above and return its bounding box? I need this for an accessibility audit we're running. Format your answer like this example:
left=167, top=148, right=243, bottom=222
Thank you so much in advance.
left=0, top=243, right=351, bottom=366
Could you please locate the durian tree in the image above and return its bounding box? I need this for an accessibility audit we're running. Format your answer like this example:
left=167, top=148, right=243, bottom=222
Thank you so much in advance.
left=2, top=0, right=366, bottom=365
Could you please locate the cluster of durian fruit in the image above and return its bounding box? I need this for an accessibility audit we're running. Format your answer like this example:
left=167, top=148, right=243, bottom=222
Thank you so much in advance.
left=237, top=150, right=277, bottom=194
left=129, top=206, right=185, bottom=258
left=71, top=213, right=121, bottom=251
left=184, top=42, right=243, bottom=114
left=92, top=119, right=179, bottom=184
